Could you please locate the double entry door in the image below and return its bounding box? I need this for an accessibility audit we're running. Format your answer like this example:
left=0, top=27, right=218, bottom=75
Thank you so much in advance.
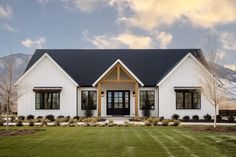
left=107, top=90, right=130, bottom=115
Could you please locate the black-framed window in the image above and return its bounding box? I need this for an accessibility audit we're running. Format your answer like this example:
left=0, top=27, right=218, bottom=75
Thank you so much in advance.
left=81, top=91, right=97, bottom=110
left=35, top=92, right=60, bottom=109
left=140, top=90, right=155, bottom=110
left=176, top=89, right=201, bottom=109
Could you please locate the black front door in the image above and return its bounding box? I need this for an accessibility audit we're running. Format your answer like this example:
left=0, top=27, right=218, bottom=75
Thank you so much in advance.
left=107, top=90, right=130, bottom=115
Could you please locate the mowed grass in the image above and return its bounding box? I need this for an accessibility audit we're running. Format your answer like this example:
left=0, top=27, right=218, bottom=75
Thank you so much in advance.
left=0, top=126, right=236, bottom=157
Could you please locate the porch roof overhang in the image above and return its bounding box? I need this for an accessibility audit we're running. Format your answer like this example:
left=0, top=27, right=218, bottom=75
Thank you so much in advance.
left=92, top=59, right=144, bottom=87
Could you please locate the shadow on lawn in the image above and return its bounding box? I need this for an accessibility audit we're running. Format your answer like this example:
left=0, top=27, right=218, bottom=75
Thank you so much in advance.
left=0, top=128, right=46, bottom=136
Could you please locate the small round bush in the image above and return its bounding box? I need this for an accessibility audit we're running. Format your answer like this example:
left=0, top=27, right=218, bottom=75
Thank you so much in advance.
left=46, top=115, right=55, bottom=122
left=172, top=114, right=179, bottom=120
left=16, top=120, right=23, bottom=126
left=41, top=118, right=49, bottom=126
left=27, top=115, right=34, bottom=120
left=216, top=115, right=222, bottom=122
left=192, top=115, right=199, bottom=121
left=160, top=117, right=164, bottom=121
left=66, top=116, right=70, bottom=119
left=203, top=114, right=212, bottom=122
left=10, top=115, right=16, bottom=121
left=57, top=115, right=64, bottom=119
left=144, top=120, right=152, bottom=126
left=54, top=119, right=61, bottom=126
left=183, top=115, right=190, bottom=122
left=152, top=118, right=159, bottom=125
left=18, top=115, right=25, bottom=120
left=29, top=120, right=34, bottom=126
left=162, top=120, right=169, bottom=126
left=228, top=116, right=235, bottom=123
left=37, top=116, right=43, bottom=119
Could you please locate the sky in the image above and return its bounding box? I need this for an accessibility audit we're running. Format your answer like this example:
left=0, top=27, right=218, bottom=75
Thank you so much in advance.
left=0, top=0, right=236, bottom=70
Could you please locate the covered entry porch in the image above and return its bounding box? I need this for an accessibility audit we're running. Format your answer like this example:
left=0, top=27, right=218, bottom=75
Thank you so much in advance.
left=93, top=59, right=143, bottom=117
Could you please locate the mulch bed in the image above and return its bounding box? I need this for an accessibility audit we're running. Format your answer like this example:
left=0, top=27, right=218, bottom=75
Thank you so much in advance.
left=189, top=126, right=236, bottom=133
left=0, top=129, right=46, bottom=136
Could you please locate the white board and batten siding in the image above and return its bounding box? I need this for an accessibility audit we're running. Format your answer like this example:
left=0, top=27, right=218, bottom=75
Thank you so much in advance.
left=17, top=55, right=77, bottom=117
left=158, top=54, right=215, bottom=119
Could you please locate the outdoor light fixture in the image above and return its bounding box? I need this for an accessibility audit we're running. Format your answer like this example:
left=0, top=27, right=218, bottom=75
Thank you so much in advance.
left=101, top=91, right=104, bottom=97
left=133, top=91, right=135, bottom=97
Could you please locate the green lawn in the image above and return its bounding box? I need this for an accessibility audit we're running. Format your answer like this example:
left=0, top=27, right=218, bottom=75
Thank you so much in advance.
left=0, top=126, right=235, bottom=157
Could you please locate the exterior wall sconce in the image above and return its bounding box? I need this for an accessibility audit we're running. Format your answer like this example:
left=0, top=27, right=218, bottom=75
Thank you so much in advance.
left=133, top=91, right=135, bottom=97
left=101, top=91, right=104, bottom=97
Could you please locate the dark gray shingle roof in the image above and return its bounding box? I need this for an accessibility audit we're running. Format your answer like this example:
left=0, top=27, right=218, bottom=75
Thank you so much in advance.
left=25, top=49, right=204, bottom=86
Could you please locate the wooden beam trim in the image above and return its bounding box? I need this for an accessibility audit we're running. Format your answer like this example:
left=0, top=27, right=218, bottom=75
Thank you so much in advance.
left=97, top=83, right=101, bottom=117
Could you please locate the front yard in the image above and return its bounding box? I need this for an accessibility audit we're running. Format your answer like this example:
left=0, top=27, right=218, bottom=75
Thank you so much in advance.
left=0, top=126, right=235, bottom=157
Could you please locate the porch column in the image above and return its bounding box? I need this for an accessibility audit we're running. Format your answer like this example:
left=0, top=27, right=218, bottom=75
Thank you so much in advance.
left=97, top=82, right=101, bottom=117
left=135, top=82, right=139, bottom=117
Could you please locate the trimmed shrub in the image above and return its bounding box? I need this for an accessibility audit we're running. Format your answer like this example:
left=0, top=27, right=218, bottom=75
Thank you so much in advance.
left=183, top=115, right=190, bottom=122
left=204, top=114, right=212, bottom=122
left=16, top=120, right=23, bottom=126
left=216, top=115, right=222, bottom=122
left=35, top=118, right=42, bottom=123
left=73, top=116, right=80, bottom=120
left=46, top=115, right=55, bottom=122
left=192, top=115, right=199, bottom=121
left=27, top=115, right=34, bottom=120
left=18, top=115, right=25, bottom=120
left=29, top=120, right=34, bottom=127
left=173, top=120, right=180, bottom=126
left=172, top=114, right=179, bottom=120
left=162, top=120, right=169, bottom=126
left=37, top=116, right=43, bottom=119
left=0, top=119, right=4, bottom=126
left=57, top=115, right=64, bottom=119
left=228, top=116, right=235, bottom=123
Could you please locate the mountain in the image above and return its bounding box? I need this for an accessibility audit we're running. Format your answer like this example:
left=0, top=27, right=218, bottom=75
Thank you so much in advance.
left=0, top=53, right=32, bottom=81
left=210, top=62, right=236, bottom=83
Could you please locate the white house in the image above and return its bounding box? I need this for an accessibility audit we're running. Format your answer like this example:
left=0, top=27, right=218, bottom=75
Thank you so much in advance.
left=15, top=49, right=216, bottom=119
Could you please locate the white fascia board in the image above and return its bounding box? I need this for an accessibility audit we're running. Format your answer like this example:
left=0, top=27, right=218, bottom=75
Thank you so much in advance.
left=92, top=59, right=144, bottom=87
left=15, top=53, right=78, bottom=87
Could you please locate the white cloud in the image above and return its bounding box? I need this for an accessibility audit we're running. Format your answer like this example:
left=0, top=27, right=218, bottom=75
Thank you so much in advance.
left=21, top=38, right=46, bottom=49
left=115, top=33, right=153, bottom=48
left=219, top=31, right=236, bottom=50
left=110, top=0, right=236, bottom=30
left=224, top=64, right=236, bottom=71
left=83, top=31, right=153, bottom=49
left=1, top=24, right=17, bottom=32
left=156, top=31, right=173, bottom=48
left=0, top=5, right=12, bottom=18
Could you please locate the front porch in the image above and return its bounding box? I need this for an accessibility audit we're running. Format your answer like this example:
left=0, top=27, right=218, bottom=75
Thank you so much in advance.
left=94, top=60, right=142, bottom=117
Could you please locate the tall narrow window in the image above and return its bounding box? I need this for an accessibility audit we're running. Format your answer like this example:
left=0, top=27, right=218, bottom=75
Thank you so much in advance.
left=35, top=92, right=60, bottom=109
left=175, top=89, right=201, bottom=109
left=81, top=91, right=97, bottom=110
left=139, top=90, right=155, bottom=110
